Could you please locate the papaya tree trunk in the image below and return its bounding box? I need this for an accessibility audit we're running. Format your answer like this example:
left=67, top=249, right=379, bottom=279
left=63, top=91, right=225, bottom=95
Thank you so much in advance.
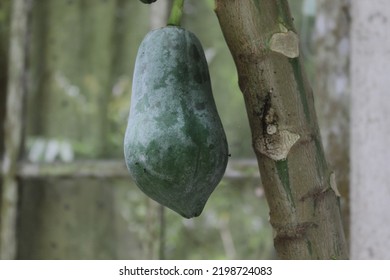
left=215, top=0, right=348, bottom=259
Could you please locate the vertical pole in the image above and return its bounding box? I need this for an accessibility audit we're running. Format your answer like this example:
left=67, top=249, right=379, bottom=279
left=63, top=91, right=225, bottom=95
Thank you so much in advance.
left=350, top=0, right=390, bottom=259
left=0, top=0, right=31, bottom=260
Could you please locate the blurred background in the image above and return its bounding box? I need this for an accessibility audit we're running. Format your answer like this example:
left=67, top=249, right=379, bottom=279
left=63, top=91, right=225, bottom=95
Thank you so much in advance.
left=1, top=0, right=385, bottom=259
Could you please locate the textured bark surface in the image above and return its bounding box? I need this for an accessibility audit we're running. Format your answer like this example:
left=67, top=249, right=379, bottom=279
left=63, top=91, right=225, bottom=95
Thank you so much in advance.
left=215, top=0, right=348, bottom=259
left=350, top=0, right=390, bottom=259
left=314, top=0, right=350, bottom=242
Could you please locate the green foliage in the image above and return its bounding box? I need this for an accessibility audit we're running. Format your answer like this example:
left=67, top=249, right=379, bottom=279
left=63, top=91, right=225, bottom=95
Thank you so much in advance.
left=0, top=0, right=10, bottom=37
left=165, top=178, right=274, bottom=259
left=115, top=177, right=274, bottom=259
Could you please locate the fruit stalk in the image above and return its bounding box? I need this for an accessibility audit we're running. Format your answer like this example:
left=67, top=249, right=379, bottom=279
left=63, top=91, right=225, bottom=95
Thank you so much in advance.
left=167, top=0, right=184, bottom=26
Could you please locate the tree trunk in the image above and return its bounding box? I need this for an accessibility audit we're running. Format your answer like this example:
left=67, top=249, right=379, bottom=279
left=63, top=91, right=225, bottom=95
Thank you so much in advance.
left=350, top=0, right=390, bottom=259
left=0, top=0, right=31, bottom=260
left=215, top=0, right=348, bottom=259
left=0, top=0, right=11, bottom=237
left=0, top=0, right=11, bottom=157
left=314, top=0, right=350, bottom=242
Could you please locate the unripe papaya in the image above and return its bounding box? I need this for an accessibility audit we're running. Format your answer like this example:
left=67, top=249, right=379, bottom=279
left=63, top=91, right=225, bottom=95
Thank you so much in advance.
left=124, top=26, right=228, bottom=218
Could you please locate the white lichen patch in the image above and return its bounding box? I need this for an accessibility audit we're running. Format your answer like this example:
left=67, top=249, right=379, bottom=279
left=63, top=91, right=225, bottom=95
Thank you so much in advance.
left=256, top=130, right=300, bottom=161
left=329, top=172, right=341, bottom=197
left=269, top=31, right=300, bottom=58
left=266, top=124, right=278, bottom=135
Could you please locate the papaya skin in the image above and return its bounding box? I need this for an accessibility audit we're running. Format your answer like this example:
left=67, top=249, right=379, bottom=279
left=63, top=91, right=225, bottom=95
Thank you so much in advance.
left=124, top=27, right=228, bottom=218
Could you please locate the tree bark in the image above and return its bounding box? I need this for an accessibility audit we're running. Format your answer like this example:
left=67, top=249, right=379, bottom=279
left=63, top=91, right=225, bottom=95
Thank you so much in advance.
left=215, top=0, right=348, bottom=259
left=350, top=0, right=390, bottom=259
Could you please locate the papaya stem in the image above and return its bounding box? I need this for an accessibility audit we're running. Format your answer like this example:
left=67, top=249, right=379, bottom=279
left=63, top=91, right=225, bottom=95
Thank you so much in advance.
left=167, top=0, right=184, bottom=26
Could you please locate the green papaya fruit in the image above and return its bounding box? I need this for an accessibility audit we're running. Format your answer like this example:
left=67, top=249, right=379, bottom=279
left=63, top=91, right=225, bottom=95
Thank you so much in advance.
left=124, top=26, right=228, bottom=218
